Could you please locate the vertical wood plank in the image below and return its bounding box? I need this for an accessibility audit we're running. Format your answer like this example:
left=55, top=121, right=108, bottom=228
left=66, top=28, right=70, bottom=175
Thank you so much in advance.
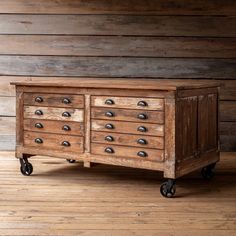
left=164, top=97, right=176, bottom=178
left=84, top=94, right=91, bottom=154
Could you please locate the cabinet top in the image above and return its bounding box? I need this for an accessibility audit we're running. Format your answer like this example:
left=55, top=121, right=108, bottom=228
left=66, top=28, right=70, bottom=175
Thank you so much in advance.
left=11, top=78, right=220, bottom=91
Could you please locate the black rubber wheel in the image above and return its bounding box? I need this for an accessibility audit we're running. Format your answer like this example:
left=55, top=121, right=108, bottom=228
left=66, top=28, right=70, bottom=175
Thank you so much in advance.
left=160, top=180, right=176, bottom=198
left=67, top=159, right=76, bottom=163
left=20, top=162, right=33, bottom=176
left=201, top=163, right=216, bottom=180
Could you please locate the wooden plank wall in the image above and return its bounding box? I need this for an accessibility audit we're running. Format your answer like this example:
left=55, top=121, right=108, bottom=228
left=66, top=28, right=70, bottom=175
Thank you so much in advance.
left=0, top=0, right=235, bottom=151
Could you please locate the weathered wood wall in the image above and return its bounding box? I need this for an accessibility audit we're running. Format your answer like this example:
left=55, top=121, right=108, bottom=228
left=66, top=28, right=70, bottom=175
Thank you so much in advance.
left=0, top=0, right=235, bottom=151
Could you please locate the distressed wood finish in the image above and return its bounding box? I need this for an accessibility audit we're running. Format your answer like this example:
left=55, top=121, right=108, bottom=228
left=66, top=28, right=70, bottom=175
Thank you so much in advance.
left=91, top=131, right=164, bottom=149
left=91, top=120, right=164, bottom=137
left=91, top=96, right=164, bottom=110
left=24, top=131, right=84, bottom=153
left=24, top=119, right=84, bottom=136
left=24, top=106, right=84, bottom=122
left=91, top=108, right=164, bottom=123
left=12, top=79, right=219, bottom=183
left=24, top=93, right=84, bottom=108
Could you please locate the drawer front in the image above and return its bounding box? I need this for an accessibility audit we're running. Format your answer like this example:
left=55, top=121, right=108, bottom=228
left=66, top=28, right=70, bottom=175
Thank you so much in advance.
left=24, top=93, right=84, bottom=108
left=92, top=120, right=164, bottom=136
left=91, top=107, right=164, bottom=123
left=91, top=131, right=164, bottom=149
left=24, top=106, right=84, bottom=122
left=24, top=119, right=84, bottom=136
left=24, top=131, right=84, bottom=153
left=91, top=143, right=164, bottom=162
left=91, top=96, right=164, bottom=110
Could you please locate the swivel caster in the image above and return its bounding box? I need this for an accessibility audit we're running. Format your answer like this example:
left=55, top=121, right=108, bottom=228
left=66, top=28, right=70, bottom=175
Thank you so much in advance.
left=201, top=163, right=216, bottom=180
left=160, top=179, right=176, bottom=198
left=19, top=158, right=33, bottom=176
left=67, top=159, right=76, bottom=163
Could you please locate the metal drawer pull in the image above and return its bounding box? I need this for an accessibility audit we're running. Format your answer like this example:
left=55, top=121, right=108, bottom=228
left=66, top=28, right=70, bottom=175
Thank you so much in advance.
left=62, top=112, right=71, bottom=117
left=105, top=111, right=114, bottom=117
left=105, top=123, right=114, bottom=129
left=137, top=126, right=148, bottom=132
left=137, top=151, right=148, bottom=157
left=137, top=113, right=148, bottom=120
left=35, top=138, right=43, bottom=144
left=62, top=141, right=71, bottom=147
left=105, top=147, right=114, bottom=153
left=105, top=99, right=114, bottom=105
left=62, top=125, right=71, bottom=131
left=35, top=123, right=43, bottom=129
left=137, top=139, right=147, bottom=145
left=105, top=135, right=114, bottom=142
left=137, top=101, right=148, bottom=107
left=62, top=98, right=71, bottom=104
left=35, top=96, right=43, bottom=103
left=35, top=110, right=43, bottom=116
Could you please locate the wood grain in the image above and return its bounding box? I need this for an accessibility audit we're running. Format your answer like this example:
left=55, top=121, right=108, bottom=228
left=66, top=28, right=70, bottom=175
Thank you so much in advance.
left=1, top=56, right=235, bottom=78
left=220, top=122, right=236, bottom=151
left=91, top=120, right=164, bottom=137
left=220, top=101, right=236, bottom=121
left=91, top=131, right=164, bottom=149
left=91, top=143, right=164, bottom=162
left=0, top=0, right=235, bottom=15
left=0, top=35, right=235, bottom=58
left=24, top=93, right=84, bottom=108
left=24, top=131, right=84, bottom=153
left=24, top=106, right=84, bottom=122
left=0, top=97, right=15, bottom=116
left=0, top=15, right=235, bottom=37
left=91, top=107, right=164, bottom=124
left=24, top=119, right=84, bottom=136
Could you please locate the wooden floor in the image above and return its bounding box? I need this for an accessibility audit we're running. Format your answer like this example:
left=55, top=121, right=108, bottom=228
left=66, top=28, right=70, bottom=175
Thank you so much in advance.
left=0, top=152, right=235, bottom=236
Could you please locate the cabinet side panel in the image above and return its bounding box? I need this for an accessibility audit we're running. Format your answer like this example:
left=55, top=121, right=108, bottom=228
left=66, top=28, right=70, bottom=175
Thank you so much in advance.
left=198, top=93, right=218, bottom=153
left=176, top=96, right=198, bottom=161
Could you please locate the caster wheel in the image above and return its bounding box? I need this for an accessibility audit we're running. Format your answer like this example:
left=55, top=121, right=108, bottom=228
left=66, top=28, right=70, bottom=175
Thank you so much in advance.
left=160, top=179, right=176, bottom=198
left=67, top=159, right=76, bottom=163
left=20, top=162, right=33, bottom=176
left=201, top=163, right=216, bottom=180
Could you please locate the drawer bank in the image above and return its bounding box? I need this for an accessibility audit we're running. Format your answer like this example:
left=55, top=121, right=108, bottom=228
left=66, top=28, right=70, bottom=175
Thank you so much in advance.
left=11, top=78, right=220, bottom=198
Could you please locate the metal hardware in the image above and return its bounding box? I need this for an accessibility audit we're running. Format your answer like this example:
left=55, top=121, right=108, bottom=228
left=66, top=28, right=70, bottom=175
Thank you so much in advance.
left=105, top=99, right=114, bottom=105
left=62, top=141, right=71, bottom=147
left=105, top=111, right=114, bottom=117
left=137, top=126, right=147, bottom=132
left=105, top=123, right=114, bottom=129
left=35, top=110, right=43, bottom=116
left=35, top=138, right=43, bottom=144
left=62, top=125, right=71, bottom=131
left=137, top=151, right=147, bottom=157
left=137, top=139, right=147, bottom=145
left=105, top=147, right=114, bottom=153
left=35, top=123, right=43, bottom=129
left=137, top=101, right=148, bottom=107
left=62, top=112, right=71, bottom=117
left=35, top=96, right=43, bottom=103
left=137, top=113, right=148, bottom=120
left=105, top=136, right=114, bottom=142
left=62, top=98, right=71, bottom=104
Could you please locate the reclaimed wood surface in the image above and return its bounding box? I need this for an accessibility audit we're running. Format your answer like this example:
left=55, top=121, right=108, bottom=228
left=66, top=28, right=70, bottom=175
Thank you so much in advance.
left=0, top=151, right=235, bottom=235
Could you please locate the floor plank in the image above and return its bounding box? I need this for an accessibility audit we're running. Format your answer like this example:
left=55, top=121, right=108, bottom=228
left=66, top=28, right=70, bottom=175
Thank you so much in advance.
left=0, top=151, right=235, bottom=235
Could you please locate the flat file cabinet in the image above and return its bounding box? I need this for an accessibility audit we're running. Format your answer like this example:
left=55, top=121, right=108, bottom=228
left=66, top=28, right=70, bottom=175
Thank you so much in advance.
left=11, top=78, right=220, bottom=197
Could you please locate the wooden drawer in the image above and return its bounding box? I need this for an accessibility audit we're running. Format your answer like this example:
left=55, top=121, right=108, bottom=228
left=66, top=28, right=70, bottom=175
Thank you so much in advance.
left=24, top=106, right=84, bottom=122
left=24, top=131, right=84, bottom=153
left=91, top=96, right=164, bottom=110
left=91, top=107, right=164, bottom=123
left=91, top=143, right=164, bottom=162
left=91, top=131, right=164, bottom=149
left=91, top=120, right=164, bottom=136
left=24, top=119, right=84, bottom=136
left=24, top=93, right=84, bottom=108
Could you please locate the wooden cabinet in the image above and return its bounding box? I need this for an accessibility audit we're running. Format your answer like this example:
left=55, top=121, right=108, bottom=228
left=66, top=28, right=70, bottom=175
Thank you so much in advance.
left=11, top=78, right=220, bottom=197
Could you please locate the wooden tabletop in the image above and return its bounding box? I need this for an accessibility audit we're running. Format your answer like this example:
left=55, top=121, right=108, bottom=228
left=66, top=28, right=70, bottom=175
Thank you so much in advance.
left=10, top=78, right=220, bottom=91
